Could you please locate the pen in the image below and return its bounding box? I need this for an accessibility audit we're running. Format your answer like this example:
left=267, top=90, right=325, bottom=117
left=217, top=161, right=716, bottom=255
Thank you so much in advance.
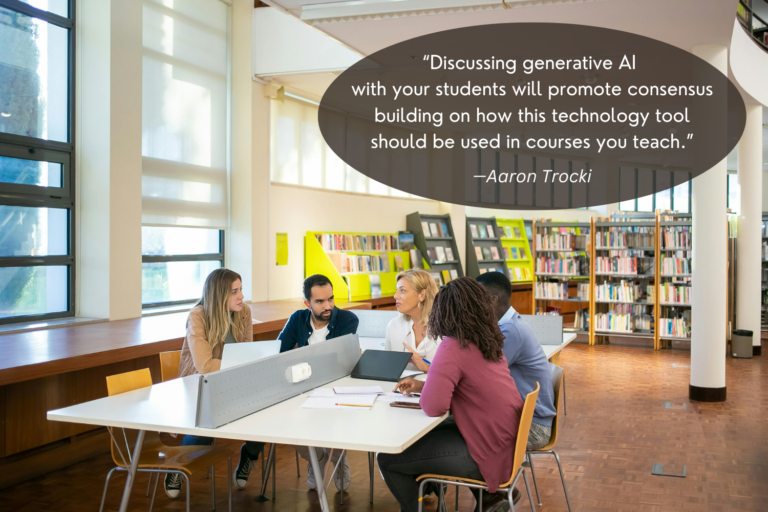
left=421, top=358, right=431, bottom=365
left=335, top=403, right=370, bottom=407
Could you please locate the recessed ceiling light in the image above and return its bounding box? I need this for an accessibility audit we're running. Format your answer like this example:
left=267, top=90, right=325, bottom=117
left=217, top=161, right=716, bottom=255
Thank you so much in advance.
left=0, top=112, right=10, bottom=117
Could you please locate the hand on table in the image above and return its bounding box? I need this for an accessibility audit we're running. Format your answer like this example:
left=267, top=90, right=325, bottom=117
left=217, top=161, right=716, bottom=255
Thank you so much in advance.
left=394, top=377, right=424, bottom=396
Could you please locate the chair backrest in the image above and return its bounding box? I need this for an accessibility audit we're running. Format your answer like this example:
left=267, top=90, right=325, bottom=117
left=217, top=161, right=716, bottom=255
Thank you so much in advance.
left=350, top=309, right=400, bottom=338
left=546, top=363, right=564, bottom=448
left=159, top=350, right=182, bottom=382
left=519, top=314, right=563, bottom=345
left=105, top=369, right=153, bottom=467
left=511, top=382, right=540, bottom=478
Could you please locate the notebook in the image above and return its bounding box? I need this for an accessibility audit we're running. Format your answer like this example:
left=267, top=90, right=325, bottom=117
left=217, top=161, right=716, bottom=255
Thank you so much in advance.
left=351, top=350, right=413, bottom=382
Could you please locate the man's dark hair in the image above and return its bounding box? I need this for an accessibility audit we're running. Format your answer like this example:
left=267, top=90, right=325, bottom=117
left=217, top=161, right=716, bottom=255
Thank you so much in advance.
left=428, top=277, right=504, bottom=362
left=303, top=274, right=333, bottom=300
left=476, top=271, right=512, bottom=298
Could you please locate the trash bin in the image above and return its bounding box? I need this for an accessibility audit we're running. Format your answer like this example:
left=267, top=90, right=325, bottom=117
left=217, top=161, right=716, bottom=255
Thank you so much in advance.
left=732, top=329, right=753, bottom=359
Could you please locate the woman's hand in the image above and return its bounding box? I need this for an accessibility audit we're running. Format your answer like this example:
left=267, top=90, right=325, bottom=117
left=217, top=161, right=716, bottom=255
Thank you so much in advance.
left=403, top=344, right=431, bottom=372
left=394, top=377, right=425, bottom=396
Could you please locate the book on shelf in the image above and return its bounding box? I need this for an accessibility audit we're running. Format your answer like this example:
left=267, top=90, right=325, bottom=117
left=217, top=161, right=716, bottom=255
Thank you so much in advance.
left=429, top=223, right=441, bottom=237
left=315, top=233, right=400, bottom=252
left=535, top=257, right=580, bottom=275
left=450, top=269, right=458, bottom=280
left=445, top=247, right=454, bottom=262
left=594, top=280, right=643, bottom=302
left=572, top=308, right=589, bottom=331
left=661, top=257, right=691, bottom=275
left=660, top=282, right=690, bottom=304
left=442, top=270, right=452, bottom=283
left=522, top=267, right=532, bottom=280
left=513, top=227, right=521, bottom=239
left=409, top=249, right=423, bottom=269
left=394, top=255, right=404, bottom=272
left=503, top=226, right=513, bottom=238
left=510, top=247, right=519, bottom=259
left=421, top=221, right=430, bottom=236
left=429, top=271, right=443, bottom=287
left=435, top=246, right=446, bottom=263
left=595, top=256, right=638, bottom=275
left=659, top=311, right=690, bottom=337
left=439, top=222, right=450, bottom=237
left=536, top=281, right=568, bottom=300
left=470, top=224, right=479, bottom=238
left=496, top=226, right=505, bottom=238
left=661, top=228, right=691, bottom=249
left=369, top=274, right=382, bottom=298
left=519, top=247, right=527, bottom=259
left=478, top=225, right=488, bottom=238
left=535, top=230, right=587, bottom=250
left=577, top=283, right=590, bottom=300
left=513, top=267, right=523, bottom=280
left=486, top=224, right=495, bottom=238
left=524, top=225, right=533, bottom=239
left=479, top=268, right=488, bottom=274
left=427, top=248, right=437, bottom=262
left=490, top=246, right=500, bottom=260
left=475, top=247, right=483, bottom=260
left=399, top=232, right=415, bottom=251
left=482, top=247, right=493, bottom=260
left=502, top=247, right=511, bottom=260
left=379, top=252, right=391, bottom=272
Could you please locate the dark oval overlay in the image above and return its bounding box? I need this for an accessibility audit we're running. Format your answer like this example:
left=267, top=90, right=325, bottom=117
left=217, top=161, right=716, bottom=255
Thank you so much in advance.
left=318, top=23, right=746, bottom=210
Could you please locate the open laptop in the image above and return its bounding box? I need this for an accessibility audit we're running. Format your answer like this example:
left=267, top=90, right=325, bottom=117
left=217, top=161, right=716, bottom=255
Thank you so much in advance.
left=221, top=340, right=281, bottom=370
left=350, top=350, right=413, bottom=382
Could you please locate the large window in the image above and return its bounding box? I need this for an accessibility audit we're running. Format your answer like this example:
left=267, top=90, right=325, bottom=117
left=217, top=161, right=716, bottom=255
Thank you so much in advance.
left=726, top=173, right=739, bottom=213
left=0, top=0, right=74, bottom=325
left=141, top=0, right=229, bottom=307
left=618, top=167, right=692, bottom=214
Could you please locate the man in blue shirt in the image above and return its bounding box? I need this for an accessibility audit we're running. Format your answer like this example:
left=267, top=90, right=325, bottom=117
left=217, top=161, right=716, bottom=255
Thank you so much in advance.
left=477, top=272, right=557, bottom=450
left=278, top=274, right=359, bottom=492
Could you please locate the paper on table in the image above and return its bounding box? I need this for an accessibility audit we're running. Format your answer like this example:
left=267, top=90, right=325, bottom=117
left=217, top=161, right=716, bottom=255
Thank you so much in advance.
left=301, top=395, right=377, bottom=409
left=377, top=392, right=421, bottom=404
left=400, top=370, right=423, bottom=378
left=332, top=386, right=384, bottom=395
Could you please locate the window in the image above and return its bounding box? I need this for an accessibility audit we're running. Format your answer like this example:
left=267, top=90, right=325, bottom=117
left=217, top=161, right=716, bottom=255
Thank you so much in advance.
left=0, top=1, right=74, bottom=325
left=618, top=167, right=692, bottom=213
left=271, top=96, right=420, bottom=198
left=727, top=173, right=739, bottom=213
left=141, top=227, right=224, bottom=307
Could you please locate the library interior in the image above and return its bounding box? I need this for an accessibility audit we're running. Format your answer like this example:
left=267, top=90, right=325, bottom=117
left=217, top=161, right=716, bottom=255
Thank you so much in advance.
left=1, top=0, right=767, bottom=511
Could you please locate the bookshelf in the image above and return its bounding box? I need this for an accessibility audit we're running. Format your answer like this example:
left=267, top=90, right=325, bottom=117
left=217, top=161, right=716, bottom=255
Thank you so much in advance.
left=592, top=218, right=658, bottom=347
left=657, top=218, right=692, bottom=348
left=465, top=217, right=510, bottom=280
left=406, top=212, right=464, bottom=287
left=304, top=231, right=411, bottom=302
left=762, top=212, right=768, bottom=332
left=531, top=220, right=593, bottom=342
left=496, top=218, right=534, bottom=283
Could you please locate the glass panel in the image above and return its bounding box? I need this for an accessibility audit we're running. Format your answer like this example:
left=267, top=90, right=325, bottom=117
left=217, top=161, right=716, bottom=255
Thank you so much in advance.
left=0, top=7, right=69, bottom=142
left=619, top=199, right=636, bottom=211
left=637, top=194, right=653, bottom=212
left=301, top=121, right=322, bottom=188
left=655, top=170, right=672, bottom=211
left=324, top=148, right=345, bottom=190
left=672, top=173, right=690, bottom=213
left=18, top=1, right=69, bottom=18
left=727, top=174, right=739, bottom=213
left=141, top=226, right=220, bottom=256
left=0, top=205, right=68, bottom=256
left=0, top=265, right=68, bottom=319
left=142, top=260, right=221, bottom=305
left=0, top=155, right=62, bottom=187
left=619, top=167, right=635, bottom=211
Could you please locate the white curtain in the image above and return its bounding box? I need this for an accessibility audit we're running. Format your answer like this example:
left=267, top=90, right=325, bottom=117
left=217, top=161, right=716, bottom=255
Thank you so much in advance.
left=141, top=0, right=228, bottom=228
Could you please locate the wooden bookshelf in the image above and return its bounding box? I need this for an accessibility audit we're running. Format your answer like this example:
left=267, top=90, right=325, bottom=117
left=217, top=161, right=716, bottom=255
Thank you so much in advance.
left=657, top=217, right=692, bottom=348
left=531, top=219, right=593, bottom=343
left=304, top=231, right=411, bottom=302
left=496, top=218, right=534, bottom=283
left=406, top=212, right=464, bottom=287
left=465, top=216, right=511, bottom=280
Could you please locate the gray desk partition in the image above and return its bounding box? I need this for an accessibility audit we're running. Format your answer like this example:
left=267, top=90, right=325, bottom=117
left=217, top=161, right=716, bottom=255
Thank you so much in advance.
left=350, top=309, right=400, bottom=338
left=196, top=333, right=360, bottom=429
left=520, top=314, right=563, bottom=345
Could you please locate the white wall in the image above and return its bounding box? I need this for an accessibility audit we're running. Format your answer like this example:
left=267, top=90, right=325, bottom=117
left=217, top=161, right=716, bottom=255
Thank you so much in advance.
left=465, top=205, right=606, bottom=222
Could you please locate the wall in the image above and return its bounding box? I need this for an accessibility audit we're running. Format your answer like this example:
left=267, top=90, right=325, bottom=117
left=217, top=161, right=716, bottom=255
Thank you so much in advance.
left=268, top=183, right=441, bottom=301
left=465, top=205, right=606, bottom=222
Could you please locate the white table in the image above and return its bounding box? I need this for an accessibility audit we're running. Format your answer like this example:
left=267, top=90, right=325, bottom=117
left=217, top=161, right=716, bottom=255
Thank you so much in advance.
left=542, top=333, right=577, bottom=361
left=47, top=374, right=446, bottom=512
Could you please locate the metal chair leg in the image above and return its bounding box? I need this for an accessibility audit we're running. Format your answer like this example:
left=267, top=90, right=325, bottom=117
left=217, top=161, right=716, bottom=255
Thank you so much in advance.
left=455, top=485, right=459, bottom=511
left=211, top=464, right=216, bottom=510
left=182, top=473, right=192, bottom=512
left=146, top=471, right=152, bottom=496
left=522, top=470, right=536, bottom=512
left=368, top=452, right=374, bottom=503
left=296, top=451, right=300, bottom=477
left=439, top=480, right=444, bottom=512
left=255, top=444, right=276, bottom=502
left=526, top=454, right=542, bottom=506
left=272, top=445, right=276, bottom=500
left=148, top=474, right=160, bottom=512
left=478, top=488, right=483, bottom=512
left=228, top=457, right=232, bottom=512
left=99, top=467, right=118, bottom=512
left=552, top=451, right=572, bottom=512
left=562, top=374, right=567, bottom=415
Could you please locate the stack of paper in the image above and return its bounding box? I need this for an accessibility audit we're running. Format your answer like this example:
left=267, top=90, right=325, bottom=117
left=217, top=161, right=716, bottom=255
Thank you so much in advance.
left=332, top=386, right=383, bottom=395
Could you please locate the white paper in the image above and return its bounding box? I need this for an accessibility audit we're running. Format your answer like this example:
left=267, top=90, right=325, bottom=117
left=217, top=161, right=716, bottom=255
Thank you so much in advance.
left=301, top=395, right=377, bottom=409
left=400, top=370, right=423, bottom=378
left=332, top=386, right=384, bottom=395
left=377, top=392, right=421, bottom=404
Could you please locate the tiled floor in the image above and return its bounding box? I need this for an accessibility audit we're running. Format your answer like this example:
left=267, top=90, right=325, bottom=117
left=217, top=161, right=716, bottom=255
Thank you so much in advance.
left=1, top=342, right=766, bottom=511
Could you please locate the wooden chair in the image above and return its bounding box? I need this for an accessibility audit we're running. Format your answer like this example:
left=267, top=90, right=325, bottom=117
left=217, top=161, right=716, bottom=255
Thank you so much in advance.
left=415, top=383, right=540, bottom=512
left=525, top=364, right=571, bottom=511
left=99, top=369, right=232, bottom=512
left=159, top=350, right=181, bottom=382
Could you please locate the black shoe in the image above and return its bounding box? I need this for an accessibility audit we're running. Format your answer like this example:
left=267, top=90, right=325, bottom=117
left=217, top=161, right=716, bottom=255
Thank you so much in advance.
left=234, top=443, right=255, bottom=489
left=164, top=473, right=182, bottom=499
left=512, top=488, right=521, bottom=504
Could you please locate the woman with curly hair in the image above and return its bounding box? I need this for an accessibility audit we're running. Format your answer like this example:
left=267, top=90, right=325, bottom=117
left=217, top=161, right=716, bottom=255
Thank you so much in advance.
left=377, top=277, right=524, bottom=512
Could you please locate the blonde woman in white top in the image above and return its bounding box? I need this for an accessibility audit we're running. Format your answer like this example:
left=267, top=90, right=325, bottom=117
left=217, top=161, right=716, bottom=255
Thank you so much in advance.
left=385, top=269, right=441, bottom=372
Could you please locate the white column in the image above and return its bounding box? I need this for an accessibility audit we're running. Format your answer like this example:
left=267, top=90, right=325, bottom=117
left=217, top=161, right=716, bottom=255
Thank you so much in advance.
left=736, top=104, right=763, bottom=351
left=690, top=45, right=727, bottom=400
left=230, top=0, right=270, bottom=302
left=77, top=0, right=143, bottom=320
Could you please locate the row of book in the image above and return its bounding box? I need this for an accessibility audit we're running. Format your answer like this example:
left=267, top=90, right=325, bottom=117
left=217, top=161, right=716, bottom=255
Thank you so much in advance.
left=572, top=308, right=589, bottom=331
left=316, top=234, right=400, bottom=252
left=329, top=252, right=405, bottom=275
left=659, top=283, right=690, bottom=305
left=510, top=267, right=532, bottom=281
left=595, top=257, right=639, bottom=275
left=474, top=246, right=500, bottom=261
left=594, top=280, right=649, bottom=303
left=595, top=230, right=655, bottom=249
left=661, top=257, right=691, bottom=275
left=595, top=310, right=653, bottom=332
left=535, top=282, right=589, bottom=301
left=470, top=223, right=501, bottom=239
left=421, top=220, right=451, bottom=238
left=659, top=317, right=690, bottom=337
left=504, top=246, right=528, bottom=260
left=535, top=257, right=581, bottom=276
left=535, top=229, right=589, bottom=250
left=429, top=269, right=460, bottom=288
left=661, top=228, right=691, bottom=249
left=427, top=246, right=455, bottom=264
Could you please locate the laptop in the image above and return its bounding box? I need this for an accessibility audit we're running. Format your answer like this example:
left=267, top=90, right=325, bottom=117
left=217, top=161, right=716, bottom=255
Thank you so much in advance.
left=350, top=350, right=413, bottom=382
left=220, top=340, right=281, bottom=370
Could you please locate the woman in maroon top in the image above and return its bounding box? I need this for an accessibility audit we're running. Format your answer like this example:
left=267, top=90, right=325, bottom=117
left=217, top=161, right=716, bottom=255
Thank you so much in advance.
left=378, top=278, right=524, bottom=512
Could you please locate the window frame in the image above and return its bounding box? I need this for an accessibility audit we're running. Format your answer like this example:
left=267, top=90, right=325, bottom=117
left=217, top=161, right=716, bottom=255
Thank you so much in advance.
left=0, top=0, right=76, bottom=326
left=140, top=229, right=225, bottom=309
left=617, top=167, right=692, bottom=214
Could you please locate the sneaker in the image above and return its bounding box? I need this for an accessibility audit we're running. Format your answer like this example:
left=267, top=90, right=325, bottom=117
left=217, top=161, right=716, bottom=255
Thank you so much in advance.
left=306, top=450, right=329, bottom=490
left=483, top=494, right=511, bottom=512
left=234, top=443, right=255, bottom=489
left=164, top=473, right=182, bottom=499
left=512, top=488, right=521, bottom=504
left=333, top=454, right=351, bottom=491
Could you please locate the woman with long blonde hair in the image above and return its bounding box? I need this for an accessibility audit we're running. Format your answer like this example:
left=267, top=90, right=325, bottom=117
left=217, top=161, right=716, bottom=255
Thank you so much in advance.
left=385, top=269, right=441, bottom=372
left=168, top=269, right=264, bottom=498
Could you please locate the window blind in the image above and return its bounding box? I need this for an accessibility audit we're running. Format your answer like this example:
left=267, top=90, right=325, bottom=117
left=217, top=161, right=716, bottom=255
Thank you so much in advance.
left=141, top=0, right=228, bottom=228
